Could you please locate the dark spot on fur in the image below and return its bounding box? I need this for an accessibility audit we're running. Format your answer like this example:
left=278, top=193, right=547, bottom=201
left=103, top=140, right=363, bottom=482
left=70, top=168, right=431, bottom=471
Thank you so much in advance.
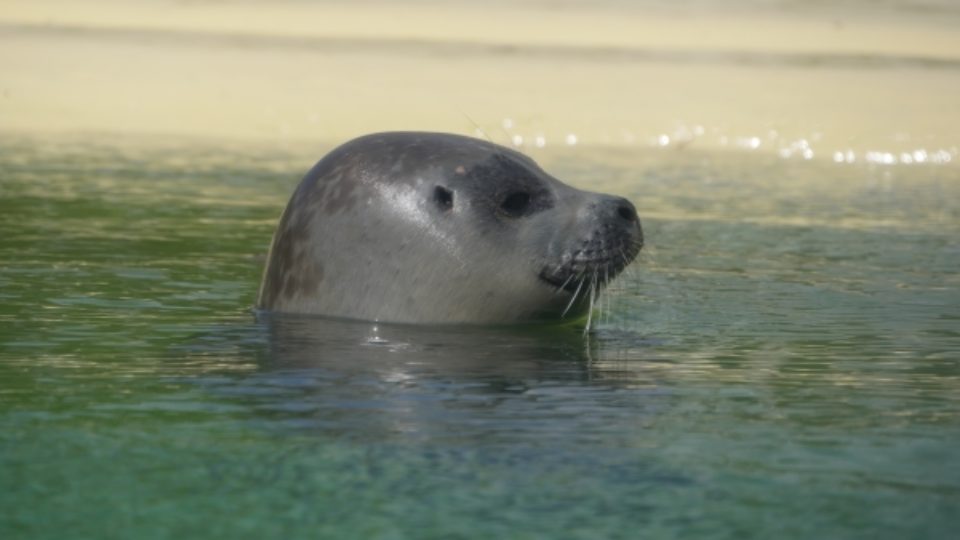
left=301, top=158, right=362, bottom=216
left=258, top=205, right=323, bottom=308
left=324, top=181, right=358, bottom=214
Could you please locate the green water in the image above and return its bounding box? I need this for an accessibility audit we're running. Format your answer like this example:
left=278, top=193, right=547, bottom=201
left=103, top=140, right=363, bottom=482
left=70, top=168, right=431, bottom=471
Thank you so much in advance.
left=1, top=134, right=958, bottom=539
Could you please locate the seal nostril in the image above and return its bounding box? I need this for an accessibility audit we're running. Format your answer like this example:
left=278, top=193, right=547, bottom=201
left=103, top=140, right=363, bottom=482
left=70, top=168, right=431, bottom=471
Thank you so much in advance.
left=617, top=204, right=636, bottom=222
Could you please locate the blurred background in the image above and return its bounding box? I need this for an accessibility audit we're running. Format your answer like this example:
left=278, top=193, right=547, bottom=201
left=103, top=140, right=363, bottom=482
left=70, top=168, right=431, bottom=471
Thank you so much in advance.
left=2, top=0, right=958, bottom=163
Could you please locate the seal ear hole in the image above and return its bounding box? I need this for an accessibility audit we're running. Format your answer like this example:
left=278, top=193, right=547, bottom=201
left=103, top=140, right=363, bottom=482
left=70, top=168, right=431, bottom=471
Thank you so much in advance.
left=433, top=186, right=454, bottom=212
left=500, top=191, right=531, bottom=217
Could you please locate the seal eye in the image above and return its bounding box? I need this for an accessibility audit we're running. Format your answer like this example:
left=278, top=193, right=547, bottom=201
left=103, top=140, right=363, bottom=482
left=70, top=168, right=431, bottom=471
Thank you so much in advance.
left=434, top=186, right=453, bottom=212
left=501, top=191, right=531, bottom=217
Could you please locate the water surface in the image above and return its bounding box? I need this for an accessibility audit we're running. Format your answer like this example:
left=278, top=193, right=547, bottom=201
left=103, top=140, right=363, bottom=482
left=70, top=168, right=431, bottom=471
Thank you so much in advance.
left=1, top=135, right=958, bottom=538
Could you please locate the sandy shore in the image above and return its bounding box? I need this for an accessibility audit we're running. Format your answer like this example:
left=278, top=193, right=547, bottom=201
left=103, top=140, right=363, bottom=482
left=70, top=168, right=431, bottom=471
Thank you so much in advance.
left=1, top=0, right=958, bottom=164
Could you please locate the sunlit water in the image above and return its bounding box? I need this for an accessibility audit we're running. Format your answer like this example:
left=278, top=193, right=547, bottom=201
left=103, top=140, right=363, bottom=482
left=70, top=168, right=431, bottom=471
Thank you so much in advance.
left=1, top=135, right=958, bottom=539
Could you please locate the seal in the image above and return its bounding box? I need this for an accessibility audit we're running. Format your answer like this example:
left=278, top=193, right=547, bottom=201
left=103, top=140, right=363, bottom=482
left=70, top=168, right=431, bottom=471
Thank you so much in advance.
left=256, top=131, right=643, bottom=324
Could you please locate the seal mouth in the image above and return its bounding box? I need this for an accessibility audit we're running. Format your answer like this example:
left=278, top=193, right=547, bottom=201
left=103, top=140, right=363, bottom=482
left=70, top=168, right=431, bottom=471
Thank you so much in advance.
left=538, top=270, right=584, bottom=294
left=538, top=259, right=628, bottom=294
left=538, top=233, right=643, bottom=296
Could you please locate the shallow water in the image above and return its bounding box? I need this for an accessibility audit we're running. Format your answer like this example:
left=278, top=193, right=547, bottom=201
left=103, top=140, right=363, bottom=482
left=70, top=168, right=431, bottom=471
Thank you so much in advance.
left=1, top=135, right=959, bottom=538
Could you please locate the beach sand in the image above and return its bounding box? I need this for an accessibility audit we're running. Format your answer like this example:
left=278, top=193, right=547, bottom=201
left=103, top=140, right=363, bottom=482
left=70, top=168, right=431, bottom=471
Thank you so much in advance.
left=1, top=0, right=958, bottom=164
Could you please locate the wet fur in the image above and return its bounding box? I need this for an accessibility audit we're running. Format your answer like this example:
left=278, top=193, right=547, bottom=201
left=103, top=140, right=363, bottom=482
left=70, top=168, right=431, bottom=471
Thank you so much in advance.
left=257, top=132, right=643, bottom=327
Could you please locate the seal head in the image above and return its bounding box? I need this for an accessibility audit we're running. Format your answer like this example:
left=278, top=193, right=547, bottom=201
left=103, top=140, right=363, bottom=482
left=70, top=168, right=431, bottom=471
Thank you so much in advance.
left=257, top=132, right=643, bottom=324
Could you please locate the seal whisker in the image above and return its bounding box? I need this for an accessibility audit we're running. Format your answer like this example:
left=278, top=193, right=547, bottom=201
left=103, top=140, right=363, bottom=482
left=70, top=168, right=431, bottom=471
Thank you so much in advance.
left=561, top=275, right=587, bottom=318
left=602, top=265, right=611, bottom=326
left=583, top=272, right=597, bottom=334
left=615, top=245, right=637, bottom=296
left=554, top=273, right=577, bottom=295
left=591, top=271, right=601, bottom=333
left=459, top=110, right=493, bottom=143
left=625, top=246, right=644, bottom=296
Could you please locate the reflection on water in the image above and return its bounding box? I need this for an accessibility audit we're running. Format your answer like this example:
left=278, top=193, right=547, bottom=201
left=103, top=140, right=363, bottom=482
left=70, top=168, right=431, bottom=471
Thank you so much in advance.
left=212, top=314, right=658, bottom=446
left=1, top=137, right=958, bottom=538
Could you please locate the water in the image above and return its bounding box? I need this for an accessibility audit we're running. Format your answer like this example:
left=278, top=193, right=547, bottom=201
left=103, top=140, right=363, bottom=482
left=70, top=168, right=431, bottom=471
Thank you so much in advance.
left=1, top=135, right=959, bottom=539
